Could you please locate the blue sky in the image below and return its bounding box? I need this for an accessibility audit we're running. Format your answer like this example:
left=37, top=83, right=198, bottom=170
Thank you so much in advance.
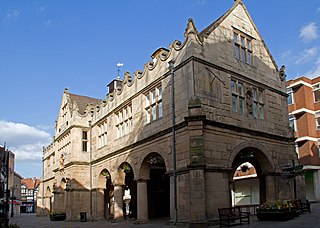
left=0, top=0, right=319, bottom=178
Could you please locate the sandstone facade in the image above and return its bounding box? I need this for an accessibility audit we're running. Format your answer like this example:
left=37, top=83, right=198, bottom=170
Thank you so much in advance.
left=38, top=1, right=303, bottom=226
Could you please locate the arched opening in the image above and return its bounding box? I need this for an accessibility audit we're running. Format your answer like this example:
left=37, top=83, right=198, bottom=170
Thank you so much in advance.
left=99, top=169, right=113, bottom=220
left=232, top=162, right=259, bottom=206
left=119, top=162, right=137, bottom=219
left=230, top=147, right=273, bottom=207
left=144, top=152, right=170, bottom=219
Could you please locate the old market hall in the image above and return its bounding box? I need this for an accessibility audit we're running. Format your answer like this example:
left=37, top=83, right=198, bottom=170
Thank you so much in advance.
left=38, top=0, right=304, bottom=226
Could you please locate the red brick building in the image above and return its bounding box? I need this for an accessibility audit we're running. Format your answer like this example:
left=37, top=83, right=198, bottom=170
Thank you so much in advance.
left=287, top=76, right=320, bottom=201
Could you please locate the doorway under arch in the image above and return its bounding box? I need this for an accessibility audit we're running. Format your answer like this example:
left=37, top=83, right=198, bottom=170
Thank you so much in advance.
left=142, top=152, right=170, bottom=219
left=99, top=169, right=113, bottom=220
left=119, top=162, right=137, bottom=219
left=230, top=147, right=273, bottom=205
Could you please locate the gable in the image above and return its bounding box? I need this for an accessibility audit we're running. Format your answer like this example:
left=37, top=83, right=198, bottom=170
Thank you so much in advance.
left=200, top=1, right=278, bottom=72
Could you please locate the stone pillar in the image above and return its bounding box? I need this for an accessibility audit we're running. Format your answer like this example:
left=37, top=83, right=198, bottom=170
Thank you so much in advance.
left=265, top=173, right=280, bottom=202
left=189, top=167, right=206, bottom=227
left=113, top=185, right=124, bottom=219
left=313, top=170, right=320, bottom=201
left=137, top=179, right=148, bottom=222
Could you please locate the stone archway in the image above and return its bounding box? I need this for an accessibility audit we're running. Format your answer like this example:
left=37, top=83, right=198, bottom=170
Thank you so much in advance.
left=229, top=143, right=274, bottom=205
left=53, top=178, right=66, bottom=212
left=112, top=162, right=136, bottom=220
left=139, top=152, right=170, bottom=220
left=97, top=169, right=113, bottom=220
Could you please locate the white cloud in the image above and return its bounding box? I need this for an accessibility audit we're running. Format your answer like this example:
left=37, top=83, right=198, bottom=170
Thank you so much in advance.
left=305, top=57, right=320, bottom=78
left=36, top=6, right=46, bottom=13
left=0, top=120, right=52, bottom=161
left=3, top=9, right=20, bottom=23
left=294, top=47, right=318, bottom=64
left=280, top=50, right=292, bottom=59
left=43, top=19, right=52, bottom=28
left=299, top=22, right=318, bottom=42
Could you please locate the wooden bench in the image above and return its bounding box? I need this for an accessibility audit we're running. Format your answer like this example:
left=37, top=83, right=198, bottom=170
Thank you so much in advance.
left=218, top=206, right=250, bottom=227
left=295, top=199, right=311, bottom=214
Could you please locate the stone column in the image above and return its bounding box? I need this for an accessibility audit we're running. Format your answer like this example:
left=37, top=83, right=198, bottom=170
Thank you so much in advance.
left=113, top=185, right=124, bottom=219
left=189, top=167, right=206, bottom=226
left=313, top=170, right=320, bottom=201
left=137, top=179, right=148, bottom=222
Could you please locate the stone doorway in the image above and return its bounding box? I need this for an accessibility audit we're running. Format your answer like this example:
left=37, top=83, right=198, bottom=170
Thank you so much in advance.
left=146, top=153, right=170, bottom=219
left=232, top=162, right=260, bottom=206
left=119, top=162, right=137, bottom=219
left=230, top=147, right=273, bottom=205
left=99, top=169, right=112, bottom=220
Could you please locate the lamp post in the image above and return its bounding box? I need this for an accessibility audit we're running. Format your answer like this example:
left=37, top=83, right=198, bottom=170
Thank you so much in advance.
left=88, top=119, right=93, bottom=222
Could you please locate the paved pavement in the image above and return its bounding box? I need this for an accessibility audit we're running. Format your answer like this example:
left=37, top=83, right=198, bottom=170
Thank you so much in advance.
left=9, top=203, right=320, bottom=228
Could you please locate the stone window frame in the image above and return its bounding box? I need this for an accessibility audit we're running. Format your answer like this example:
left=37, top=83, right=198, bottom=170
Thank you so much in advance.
left=116, top=105, right=133, bottom=138
left=231, top=79, right=265, bottom=119
left=98, top=120, right=108, bottom=148
left=252, top=87, right=264, bottom=119
left=234, top=30, right=253, bottom=65
left=82, top=130, right=88, bottom=152
left=231, top=79, right=245, bottom=114
left=287, top=88, right=294, bottom=105
left=145, top=84, right=163, bottom=124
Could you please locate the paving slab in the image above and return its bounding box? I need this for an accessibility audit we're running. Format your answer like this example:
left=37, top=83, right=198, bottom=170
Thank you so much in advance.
left=8, top=203, right=320, bottom=228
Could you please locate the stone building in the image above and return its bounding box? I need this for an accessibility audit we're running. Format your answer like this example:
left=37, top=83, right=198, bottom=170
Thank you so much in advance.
left=38, top=0, right=303, bottom=226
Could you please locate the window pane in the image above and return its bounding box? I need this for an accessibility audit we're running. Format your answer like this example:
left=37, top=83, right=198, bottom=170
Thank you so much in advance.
left=239, top=98, right=245, bottom=114
left=253, top=89, right=257, bottom=101
left=289, top=119, right=295, bottom=129
left=259, top=105, right=264, bottom=119
left=146, top=94, right=150, bottom=106
left=287, top=93, right=293, bottom=104
left=82, top=131, right=87, bottom=140
left=158, top=86, right=162, bottom=100
left=234, top=45, right=239, bottom=61
left=159, top=101, right=163, bottom=118
left=231, top=80, right=237, bottom=94
left=232, top=95, right=237, bottom=112
left=238, top=82, right=244, bottom=96
left=247, top=39, right=251, bottom=50
left=253, top=103, right=258, bottom=117
left=248, top=52, right=253, bottom=65
left=240, top=36, right=245, bottom=47
left=152, top=105, right=156, bottom=121
left=258, top=90, right=263, bottom=103
left=82, top=142, right=87, bottom=152
left=241, top=48, right=246, bottom=62
left=152, top=90, right=156, bottom=103
left=234, top=32, right=238, bottom=43
left=314, top=90, right=320, bottom=102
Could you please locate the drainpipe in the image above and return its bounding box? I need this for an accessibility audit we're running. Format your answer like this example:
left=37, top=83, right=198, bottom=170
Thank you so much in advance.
left=89, top=120, right=93, bottom=222
left=169, top=60, right=177, bottom=225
